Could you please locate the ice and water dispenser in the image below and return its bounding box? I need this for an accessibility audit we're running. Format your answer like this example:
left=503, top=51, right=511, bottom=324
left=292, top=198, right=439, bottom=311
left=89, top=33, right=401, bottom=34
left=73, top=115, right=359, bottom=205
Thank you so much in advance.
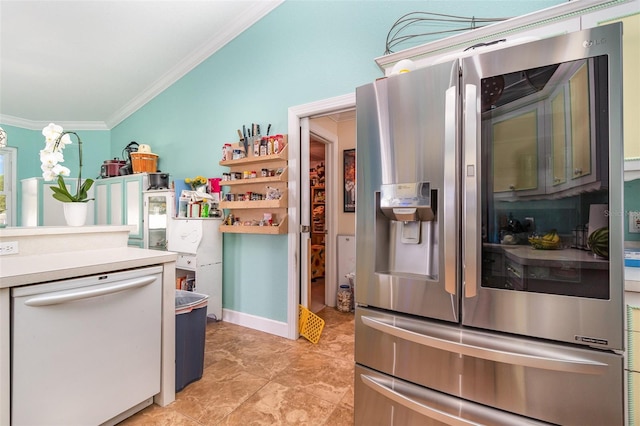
left=376, top=182, right=438, bottom=279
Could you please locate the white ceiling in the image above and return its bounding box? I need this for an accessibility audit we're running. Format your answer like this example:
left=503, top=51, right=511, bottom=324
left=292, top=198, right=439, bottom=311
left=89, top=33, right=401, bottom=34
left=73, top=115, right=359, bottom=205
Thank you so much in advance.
left=0, top=0, right=283, bottom=130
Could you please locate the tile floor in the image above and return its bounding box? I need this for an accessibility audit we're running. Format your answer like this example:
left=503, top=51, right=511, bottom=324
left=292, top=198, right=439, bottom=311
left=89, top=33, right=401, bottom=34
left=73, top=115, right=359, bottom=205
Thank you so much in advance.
left=120, top=307, right=355, bottom=425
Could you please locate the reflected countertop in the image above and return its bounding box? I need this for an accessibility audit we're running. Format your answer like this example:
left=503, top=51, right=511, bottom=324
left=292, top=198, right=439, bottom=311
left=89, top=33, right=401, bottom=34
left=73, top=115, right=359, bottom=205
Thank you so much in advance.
left=485, top=243, right=640, bottom=293
left=484, top=243, right=608, bottom=269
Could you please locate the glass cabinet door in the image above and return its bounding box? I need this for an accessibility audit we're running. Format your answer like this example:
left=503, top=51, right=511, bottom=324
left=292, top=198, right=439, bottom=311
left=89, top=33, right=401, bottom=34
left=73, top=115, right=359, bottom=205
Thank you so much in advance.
left=145, top=193, right=171, bottom=250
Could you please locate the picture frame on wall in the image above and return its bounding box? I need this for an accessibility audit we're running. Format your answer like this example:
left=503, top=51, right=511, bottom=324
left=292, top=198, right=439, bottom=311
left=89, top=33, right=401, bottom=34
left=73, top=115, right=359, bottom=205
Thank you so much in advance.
left=343, top=149, right=355, bottom=213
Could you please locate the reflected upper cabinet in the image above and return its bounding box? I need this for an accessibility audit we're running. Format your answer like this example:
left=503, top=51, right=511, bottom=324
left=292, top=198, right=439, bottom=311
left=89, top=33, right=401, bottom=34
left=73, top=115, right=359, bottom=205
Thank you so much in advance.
left=488, top=55, right=607, bottom=199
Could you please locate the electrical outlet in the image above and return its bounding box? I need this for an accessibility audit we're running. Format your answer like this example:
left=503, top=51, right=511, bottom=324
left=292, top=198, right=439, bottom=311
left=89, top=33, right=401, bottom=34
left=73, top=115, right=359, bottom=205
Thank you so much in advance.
left=0, top=241, right=19, bottom=255
left=630, top=211, right=640, bottom=234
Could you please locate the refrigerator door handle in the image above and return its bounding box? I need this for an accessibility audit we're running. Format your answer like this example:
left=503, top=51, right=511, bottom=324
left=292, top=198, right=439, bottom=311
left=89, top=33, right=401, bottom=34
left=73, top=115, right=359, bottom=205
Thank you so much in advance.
left=360, top=374, right=483, bottom=426
left=361, top=315, right=608, bottom=374
left=463, top=83, right=479, bottom=298
left=444, top=86, right=457, bottom=296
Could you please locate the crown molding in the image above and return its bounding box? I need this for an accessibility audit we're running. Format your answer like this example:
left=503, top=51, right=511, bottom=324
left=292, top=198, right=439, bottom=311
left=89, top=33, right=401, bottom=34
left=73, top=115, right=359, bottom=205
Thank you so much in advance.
left=0, top=115, right=108, bottom=131
left=106, top=0, right=284, bottom=129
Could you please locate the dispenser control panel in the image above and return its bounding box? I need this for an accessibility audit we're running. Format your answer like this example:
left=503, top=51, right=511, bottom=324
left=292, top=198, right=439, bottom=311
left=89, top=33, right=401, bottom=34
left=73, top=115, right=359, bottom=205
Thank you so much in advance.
left=379, top=182, right=434, bottom=221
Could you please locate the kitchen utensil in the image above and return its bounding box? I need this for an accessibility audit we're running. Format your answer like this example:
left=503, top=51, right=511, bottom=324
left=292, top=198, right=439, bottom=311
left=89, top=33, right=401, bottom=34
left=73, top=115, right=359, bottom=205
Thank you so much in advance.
left=119, top=141, right=139, bottom=175
left=100, top=159, right=126, bottom=178
left=147, top=172, right=169, bottom=190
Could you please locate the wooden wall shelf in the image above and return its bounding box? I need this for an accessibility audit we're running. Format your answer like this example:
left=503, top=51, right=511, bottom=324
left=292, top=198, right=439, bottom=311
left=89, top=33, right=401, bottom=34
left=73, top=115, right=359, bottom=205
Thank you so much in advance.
left=219, top=135, right=288, bottom=235
left=221, top=167, right=288, bottom=186
left=219, top=216, right=288, bottom=235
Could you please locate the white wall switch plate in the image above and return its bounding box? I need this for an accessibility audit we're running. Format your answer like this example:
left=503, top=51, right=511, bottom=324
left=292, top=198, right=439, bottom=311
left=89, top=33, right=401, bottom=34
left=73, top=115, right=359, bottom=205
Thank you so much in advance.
left=0, top=241, right=19, bottom=255
left=630, top=211, right=640, bottom=234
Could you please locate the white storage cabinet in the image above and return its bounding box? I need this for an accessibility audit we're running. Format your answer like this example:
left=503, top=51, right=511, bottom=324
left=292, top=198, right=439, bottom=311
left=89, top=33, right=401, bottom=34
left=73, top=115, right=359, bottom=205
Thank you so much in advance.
left=20, top=177, right=95, bottom=227
left=94, top=174, right=148, bottom=247
left=169, top=218, right=223, bottom=320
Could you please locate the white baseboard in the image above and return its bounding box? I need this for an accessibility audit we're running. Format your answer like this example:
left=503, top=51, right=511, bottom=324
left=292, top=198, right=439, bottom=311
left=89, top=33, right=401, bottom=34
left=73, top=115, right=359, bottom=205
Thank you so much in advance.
left=222, top=309, right=291, bottom=339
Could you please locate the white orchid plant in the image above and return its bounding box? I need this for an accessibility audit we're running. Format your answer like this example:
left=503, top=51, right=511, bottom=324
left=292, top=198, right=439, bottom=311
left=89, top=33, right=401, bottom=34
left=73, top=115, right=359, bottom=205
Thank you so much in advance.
left=40, top=123, right=94, bottom=203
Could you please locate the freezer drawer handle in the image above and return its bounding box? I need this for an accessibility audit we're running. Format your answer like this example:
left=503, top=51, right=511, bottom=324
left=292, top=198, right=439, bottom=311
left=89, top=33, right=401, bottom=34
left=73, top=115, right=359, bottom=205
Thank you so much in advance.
left=23, top=276, right=157, bottom=307
left=360, top=374, right=482, bottom=426
left=361, top=315, right=608, bottom=374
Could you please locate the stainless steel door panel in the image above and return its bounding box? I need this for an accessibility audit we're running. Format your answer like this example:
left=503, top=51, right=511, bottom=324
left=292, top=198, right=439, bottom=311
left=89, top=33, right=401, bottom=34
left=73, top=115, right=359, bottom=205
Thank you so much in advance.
left=460, top=23, right=624, bottom=351
left=355, top=365, right=550, bottom=426
left=356, top=59, right=460, bottom=323
left=355, top=307, right=623, bottom=426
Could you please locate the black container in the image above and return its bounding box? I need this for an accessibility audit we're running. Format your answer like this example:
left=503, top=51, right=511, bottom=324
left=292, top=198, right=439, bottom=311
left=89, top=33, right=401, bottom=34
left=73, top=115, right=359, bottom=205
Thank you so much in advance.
left=148, top=172, right=169, bottom=190
left=175, top=290, right=208, bottom=392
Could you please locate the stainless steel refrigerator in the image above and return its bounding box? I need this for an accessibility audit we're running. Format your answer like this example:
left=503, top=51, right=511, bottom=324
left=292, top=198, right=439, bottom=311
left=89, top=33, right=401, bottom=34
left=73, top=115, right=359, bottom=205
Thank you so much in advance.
left=354, top=23, right=625, bottom=425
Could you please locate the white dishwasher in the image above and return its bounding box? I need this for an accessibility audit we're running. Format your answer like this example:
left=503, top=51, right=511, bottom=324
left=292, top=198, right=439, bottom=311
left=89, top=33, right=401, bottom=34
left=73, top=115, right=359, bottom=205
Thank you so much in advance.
left=11, top=265, right=163, bottom=426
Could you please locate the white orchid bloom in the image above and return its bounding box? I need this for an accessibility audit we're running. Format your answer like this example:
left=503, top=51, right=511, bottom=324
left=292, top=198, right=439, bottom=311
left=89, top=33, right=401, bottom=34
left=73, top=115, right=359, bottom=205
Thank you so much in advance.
left=40, top=149, right=63, bottom=166
left=42, top=168, right=58, bottom=181
left=42, top=123, right=64, bottom=143
left=58, top=133, right=72, bottom=147
left=52, top=163, right=71, bottom=177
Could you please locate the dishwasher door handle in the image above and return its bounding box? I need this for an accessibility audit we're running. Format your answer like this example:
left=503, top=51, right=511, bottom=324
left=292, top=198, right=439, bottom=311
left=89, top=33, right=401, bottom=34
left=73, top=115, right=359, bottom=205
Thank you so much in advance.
left=24, top=275, right=157, bottom=307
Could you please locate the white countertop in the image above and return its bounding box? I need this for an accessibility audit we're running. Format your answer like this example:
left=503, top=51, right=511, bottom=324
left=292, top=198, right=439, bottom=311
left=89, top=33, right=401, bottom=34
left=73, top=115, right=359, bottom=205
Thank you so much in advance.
left=0, top=225, right=177, bottom=287
left=626, top=267, right=640, bottom=293
left=0, top=247, right=177, bottom=288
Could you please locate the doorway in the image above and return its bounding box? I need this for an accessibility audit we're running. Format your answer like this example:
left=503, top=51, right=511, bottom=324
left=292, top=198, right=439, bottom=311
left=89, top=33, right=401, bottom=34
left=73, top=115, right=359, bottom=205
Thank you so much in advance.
left=306, top=111, right=357, bottom=314
left=309, top=135, right=327, bottom=312
left=286, top=93, right=355, bottom=339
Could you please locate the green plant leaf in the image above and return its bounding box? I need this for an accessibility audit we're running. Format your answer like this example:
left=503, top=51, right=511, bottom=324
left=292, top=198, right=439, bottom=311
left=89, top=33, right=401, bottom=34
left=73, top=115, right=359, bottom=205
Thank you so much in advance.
left=52, top=193, right=73, bottom=202
left=77, top=178, right=94, bottom=202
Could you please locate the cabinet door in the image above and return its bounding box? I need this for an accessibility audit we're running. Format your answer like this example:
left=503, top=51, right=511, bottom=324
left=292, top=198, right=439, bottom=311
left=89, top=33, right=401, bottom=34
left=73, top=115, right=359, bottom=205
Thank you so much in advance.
left=547, top=59, right=600, bottom=194
left=550, top=87, right=568, bottom=187
left=144, top=191, right=173, bottom=250
left=94, top=179, right=123, bottom=226
left=41, top=180, right=69, bottom=226
left=491, top=108, right=542, bottom=194
left=94, top=181, right=109, bottom=225
left=124, top=175, right=144, bottom=239
left=568, top=62, right=592, bottom=180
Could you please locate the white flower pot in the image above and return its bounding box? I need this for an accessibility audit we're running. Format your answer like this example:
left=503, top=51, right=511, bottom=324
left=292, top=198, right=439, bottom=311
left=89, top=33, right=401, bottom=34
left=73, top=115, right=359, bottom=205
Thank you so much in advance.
left=63, top=202, right=88, bottom=227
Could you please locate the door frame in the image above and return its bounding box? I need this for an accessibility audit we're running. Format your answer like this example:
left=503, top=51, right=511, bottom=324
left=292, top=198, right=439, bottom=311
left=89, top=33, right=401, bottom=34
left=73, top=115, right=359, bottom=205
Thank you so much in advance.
left=286, top=93, right=355, bottom=339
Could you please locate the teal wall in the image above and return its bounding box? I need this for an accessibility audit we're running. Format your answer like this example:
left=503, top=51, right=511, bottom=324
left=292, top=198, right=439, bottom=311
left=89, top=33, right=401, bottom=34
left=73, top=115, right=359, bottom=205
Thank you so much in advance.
left=2, top=1, right=568, bottom=321
left=111, top=0, right=566, bottom=322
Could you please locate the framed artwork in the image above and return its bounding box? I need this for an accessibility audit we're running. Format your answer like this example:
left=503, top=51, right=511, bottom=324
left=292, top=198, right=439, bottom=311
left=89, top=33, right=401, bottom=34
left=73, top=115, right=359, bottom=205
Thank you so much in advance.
left=343, top=149, right=356, bottom=213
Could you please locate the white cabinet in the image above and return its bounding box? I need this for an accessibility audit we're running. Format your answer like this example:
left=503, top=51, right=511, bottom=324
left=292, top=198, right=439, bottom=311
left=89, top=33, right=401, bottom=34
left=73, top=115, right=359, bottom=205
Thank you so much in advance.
left=168, top=218, right=223, bottom=320
left=94, top=174, right=148, bottom=246
left=21, top=177, right=95, bottom=227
